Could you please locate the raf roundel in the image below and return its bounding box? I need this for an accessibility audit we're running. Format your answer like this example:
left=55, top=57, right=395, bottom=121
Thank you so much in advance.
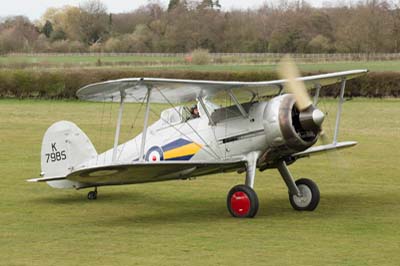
left=145, top=146, right=164, bottom=162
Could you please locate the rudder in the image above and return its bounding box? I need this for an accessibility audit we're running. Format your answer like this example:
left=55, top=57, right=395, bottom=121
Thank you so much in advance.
left=41, top=121, right=97, bottom=189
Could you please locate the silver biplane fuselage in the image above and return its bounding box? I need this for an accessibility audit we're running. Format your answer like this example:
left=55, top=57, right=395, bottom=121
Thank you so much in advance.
left=29, top=69, right=368, bottom=218
left=96, top=100, right=268, bottom=166
left=91, top=94, right=320, bottom=172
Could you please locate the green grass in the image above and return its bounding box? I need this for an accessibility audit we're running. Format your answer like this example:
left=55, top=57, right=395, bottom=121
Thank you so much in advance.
left=1, top=98, right=399, bottom=265
left=0, top=55, right=184, bottom=64
left=2, top=54, right=400, bottom=72
left=136, top=60, right=400, bottom=72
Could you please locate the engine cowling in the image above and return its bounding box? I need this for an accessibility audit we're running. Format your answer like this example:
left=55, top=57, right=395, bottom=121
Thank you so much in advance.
left=262, top=94, right=324, bottom=157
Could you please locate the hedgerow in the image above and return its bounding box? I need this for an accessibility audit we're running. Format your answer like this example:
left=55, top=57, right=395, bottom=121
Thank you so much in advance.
left=0, top=69, right=398, bottom=98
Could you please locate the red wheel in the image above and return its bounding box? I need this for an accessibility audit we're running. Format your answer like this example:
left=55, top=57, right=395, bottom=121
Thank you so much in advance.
left=227, top=185, right=259, bottom=218
left=230, top=191, right=251, bottom=216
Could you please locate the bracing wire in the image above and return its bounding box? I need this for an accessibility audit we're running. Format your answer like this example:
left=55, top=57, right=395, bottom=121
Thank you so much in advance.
left=99, top=87, right=221, bottom=163
left=116, top=94, right=147, bottom=161
left=155, top=87, right=222, bottom=160
left=114, top=89, right=218, bottom=162
left=126, top=88, right=221, bottom=160
left=147, top=107, right=221, bottom=161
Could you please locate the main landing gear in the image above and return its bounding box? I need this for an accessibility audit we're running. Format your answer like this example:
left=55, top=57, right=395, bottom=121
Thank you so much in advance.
left=277, top=160, right=320, bottom=211
left=227, top=185, right=259, bottom=218
left=227, top=151, right=259, bottom=218
left=87, top=187, right=98, bottom=200
left=289, top=178, right=320, bottom=211
left=226, top=155, right=320, bottom=218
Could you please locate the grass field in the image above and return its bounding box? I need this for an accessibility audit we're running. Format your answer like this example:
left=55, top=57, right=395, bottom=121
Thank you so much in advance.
left=137, top=60, right=400, bottom=72
left=1, top=98, right=399, bottom=265
left=1, top=54, right=400, bottom=72
left=0, top=55, right=183, bottom=64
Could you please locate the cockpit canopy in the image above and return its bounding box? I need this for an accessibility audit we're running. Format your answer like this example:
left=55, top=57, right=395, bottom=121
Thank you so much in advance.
left=158, top=98, right=254, bottom=126
left=160, top=106, right=186, bottom=125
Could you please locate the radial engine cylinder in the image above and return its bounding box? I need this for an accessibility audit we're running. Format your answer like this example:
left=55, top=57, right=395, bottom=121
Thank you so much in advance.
left=262, top=94, right=323, bottom=156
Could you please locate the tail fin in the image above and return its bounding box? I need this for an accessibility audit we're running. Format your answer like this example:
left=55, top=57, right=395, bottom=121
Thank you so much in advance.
left=41, top=121, right=97, bottom=189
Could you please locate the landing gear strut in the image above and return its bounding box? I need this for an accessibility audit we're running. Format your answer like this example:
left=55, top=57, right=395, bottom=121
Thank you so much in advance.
left=227, top=151, right=260, bottom=218
left=277, top=160, right=320, bottom=211
left=87, top=187, right=98, bottom=200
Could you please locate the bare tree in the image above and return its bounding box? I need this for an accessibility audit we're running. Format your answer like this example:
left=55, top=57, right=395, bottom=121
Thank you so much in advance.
left=4, top=0, right=400, bottom=53
left=79, top=0, right=109, bottom=44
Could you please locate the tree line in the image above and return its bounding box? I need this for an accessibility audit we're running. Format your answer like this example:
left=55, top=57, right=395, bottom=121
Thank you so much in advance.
left=1, top=0, right=400, bottom=54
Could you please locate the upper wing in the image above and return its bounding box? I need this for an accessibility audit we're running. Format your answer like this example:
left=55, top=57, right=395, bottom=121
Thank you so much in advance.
left=76, top=70, right=368, bottom=103
left=28, top=160, right=246, bottom=188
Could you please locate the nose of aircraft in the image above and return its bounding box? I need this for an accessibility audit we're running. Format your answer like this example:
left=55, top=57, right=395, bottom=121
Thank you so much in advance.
left=312, top=108, right=325, bottom=127
left=299, top=106, right=325, bottom=132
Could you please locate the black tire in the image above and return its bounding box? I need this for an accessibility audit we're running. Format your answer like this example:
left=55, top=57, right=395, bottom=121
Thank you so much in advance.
left=289, top=178, right=320, bottom=211
left=87, top=191, right=97, bottom=200
left=227, top=185, right=259, bottom=218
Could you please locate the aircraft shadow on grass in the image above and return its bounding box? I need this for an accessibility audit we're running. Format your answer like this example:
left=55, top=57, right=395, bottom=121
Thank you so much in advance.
left=31, top=191, right=390, bottom=225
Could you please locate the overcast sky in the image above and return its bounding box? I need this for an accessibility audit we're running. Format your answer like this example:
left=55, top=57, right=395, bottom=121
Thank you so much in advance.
left=0, top=0, right=342, bottom=20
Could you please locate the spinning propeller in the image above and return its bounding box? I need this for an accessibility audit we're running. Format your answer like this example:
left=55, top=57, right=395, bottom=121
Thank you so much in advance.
left=278, top=55, right=328, bottom=143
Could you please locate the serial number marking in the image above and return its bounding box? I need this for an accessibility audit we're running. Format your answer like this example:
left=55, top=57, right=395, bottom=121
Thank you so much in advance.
left=45, top=151, right=67, bottom=163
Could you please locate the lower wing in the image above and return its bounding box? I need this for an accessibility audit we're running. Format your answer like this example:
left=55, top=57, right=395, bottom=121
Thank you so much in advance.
left=292, top=141, right=357, bottom=159
left=28, top=160, right=246, bottom=188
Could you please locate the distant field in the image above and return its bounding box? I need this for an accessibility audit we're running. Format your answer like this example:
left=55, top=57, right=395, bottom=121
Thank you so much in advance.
left=1, top=54, right=400, bottom=72
left=142, top=60, right=400, bottom=72
left=1, top=98, right=399, bottom=265
left=0, top=54, right=183, bottom=65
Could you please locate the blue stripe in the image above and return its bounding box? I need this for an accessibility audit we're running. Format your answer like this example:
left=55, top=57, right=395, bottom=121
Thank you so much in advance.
left=162, top=138, right=192, bottom=152
left=165, top=155, right=194, bottom=161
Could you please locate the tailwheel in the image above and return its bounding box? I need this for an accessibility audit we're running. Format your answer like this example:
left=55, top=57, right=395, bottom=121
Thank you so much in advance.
left=87, top=188, right=97, bottom=200
left=289, top=178, right=320, bottom=211
left=227, top=185, right=259, bottom=218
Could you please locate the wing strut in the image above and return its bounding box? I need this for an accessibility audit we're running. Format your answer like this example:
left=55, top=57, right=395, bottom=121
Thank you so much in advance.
left=313, top=84, right=321, bottom=106
left=333, top=79, right=346, bottom=144
left=112, top=90, right=126, bottom=162
left=228, top=89, right=248, bottom=118
left=197, top=96, right=215, bottom=126
left=139, top=87, right=152, bottom=161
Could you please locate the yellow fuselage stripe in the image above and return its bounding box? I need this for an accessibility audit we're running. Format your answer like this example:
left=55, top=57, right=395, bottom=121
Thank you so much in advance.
left=164, top=143, right=202, bottom=159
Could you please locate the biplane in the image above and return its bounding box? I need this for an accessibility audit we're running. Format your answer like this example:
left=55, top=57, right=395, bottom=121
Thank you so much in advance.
left=28, top=58, right=368, bottom=218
